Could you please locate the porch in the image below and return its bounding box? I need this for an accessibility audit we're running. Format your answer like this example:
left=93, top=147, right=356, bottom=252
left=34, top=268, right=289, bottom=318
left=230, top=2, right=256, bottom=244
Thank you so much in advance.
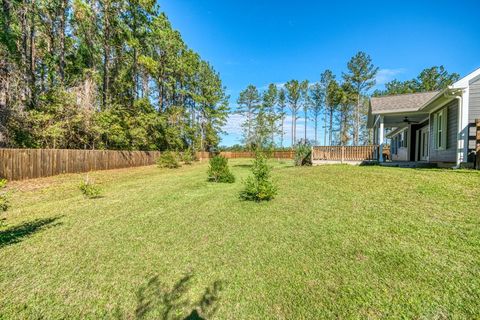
left=368, top=91, right=452, bottom=164
left=311, top=145, right=389, bottom=165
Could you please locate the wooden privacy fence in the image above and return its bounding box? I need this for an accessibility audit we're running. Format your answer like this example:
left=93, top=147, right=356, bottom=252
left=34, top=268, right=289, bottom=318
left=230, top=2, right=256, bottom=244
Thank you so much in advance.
left=312, top=145, right=386, bottom=162
left=1, top=146, right=394, bottom=181
left=0, top=149, right=296, bottom=181
left=0, top=149, right=161, bottom=181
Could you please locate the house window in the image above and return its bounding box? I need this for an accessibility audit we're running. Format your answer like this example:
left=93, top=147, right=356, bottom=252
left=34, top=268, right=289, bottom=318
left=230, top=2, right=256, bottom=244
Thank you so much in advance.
left=434, top=108, right=448, bottom=150
left=402, top=131, right=408, bottom=148
left=394, top=131, right=407, bottom=151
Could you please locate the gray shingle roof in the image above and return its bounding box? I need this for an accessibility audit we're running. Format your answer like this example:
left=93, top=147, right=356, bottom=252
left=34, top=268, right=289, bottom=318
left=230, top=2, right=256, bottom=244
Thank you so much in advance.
left=370, top=91, right=439, bottom=114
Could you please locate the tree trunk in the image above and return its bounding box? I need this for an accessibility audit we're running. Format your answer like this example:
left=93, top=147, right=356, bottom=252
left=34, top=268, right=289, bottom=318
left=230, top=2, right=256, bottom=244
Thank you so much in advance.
left=1, top=0, right=12, bottom=143
left=354, top=93, right=360, bottom=145
left=158, top=82, right=164, bottom=111
left=142, top=71, right=149, bottom=98
left=291, top=110, right=294, bottom=146
left=19, top=1, right=28, bottom=104
left=281, top=113, right=284, bottom=148
left=132, top=3, right=138, bottom=102
left=324, top=108, right=328, bottom=146
left=271, top=121, right=274, bottom=146
left=59, top=0, right=66, bottom=84
left=102, top=0, right=110, bottom=109
left=329, top=108, right=333, bottom=146
left=304, top=109, right=307, bottom=142
left=247, top=104, right=252, bottom=145
left=28, top=0, right=36, bottom=108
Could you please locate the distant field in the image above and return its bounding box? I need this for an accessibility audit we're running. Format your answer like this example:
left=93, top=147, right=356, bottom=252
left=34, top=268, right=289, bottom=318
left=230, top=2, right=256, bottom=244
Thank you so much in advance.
left=1, top=160, right=480, bottom=319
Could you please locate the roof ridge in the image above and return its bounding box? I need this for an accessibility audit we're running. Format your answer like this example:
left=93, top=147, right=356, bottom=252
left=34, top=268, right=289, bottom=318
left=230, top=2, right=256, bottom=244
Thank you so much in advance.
left=371, top=91, right=439, bottom=99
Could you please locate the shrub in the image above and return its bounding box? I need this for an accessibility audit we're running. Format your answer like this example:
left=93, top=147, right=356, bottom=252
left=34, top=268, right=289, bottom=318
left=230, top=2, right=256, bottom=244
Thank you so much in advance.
left=294, top=142, right=312, bottom=166
left=157, top=151, right=181, bottom=169
left=207, top=155, right=235, bottom=183
left=240, top=154, right=277, bottom=201
left=0, top=193, right=8, bottom=211
left=0, top=179, right=8, bottom=211
left=79, top=177, right=102, bottom=199
left=182, top=149, right=197, bottom=165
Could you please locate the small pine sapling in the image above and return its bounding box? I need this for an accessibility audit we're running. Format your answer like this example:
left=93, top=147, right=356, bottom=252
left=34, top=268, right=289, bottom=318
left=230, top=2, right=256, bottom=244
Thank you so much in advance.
left=207, top=155, right=235, bottom=183
left=240, top=153, right=277, bottom=201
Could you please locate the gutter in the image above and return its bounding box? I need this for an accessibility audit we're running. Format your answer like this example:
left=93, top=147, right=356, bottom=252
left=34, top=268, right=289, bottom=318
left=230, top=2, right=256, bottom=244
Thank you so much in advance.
left=417, top=89, right=449, bottom=112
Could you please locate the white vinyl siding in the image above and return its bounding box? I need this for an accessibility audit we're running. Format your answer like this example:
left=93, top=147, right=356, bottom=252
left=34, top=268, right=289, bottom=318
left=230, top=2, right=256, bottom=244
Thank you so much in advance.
left=433, top=108, right=448, bottom=150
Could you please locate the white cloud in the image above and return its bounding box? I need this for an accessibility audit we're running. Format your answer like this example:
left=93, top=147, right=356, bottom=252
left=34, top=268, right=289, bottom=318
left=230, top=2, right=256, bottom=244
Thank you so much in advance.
left=258, top=82, right=286, bottom=91
left=282, top=115, right=319, bottom=142
left=222, top=113, right=324, bottom=147
left=222, top=113, right=245, bottom=136
left=375, top=68, right=406, bottom=86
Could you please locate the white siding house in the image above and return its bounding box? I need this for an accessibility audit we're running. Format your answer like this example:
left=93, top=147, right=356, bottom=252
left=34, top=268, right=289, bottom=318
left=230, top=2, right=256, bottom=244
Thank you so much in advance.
left=368, top=67, right=480, bottom=168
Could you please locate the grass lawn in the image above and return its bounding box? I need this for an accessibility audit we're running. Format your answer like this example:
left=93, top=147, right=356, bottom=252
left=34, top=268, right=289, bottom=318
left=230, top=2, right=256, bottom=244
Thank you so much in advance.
left=1, top=160, right=480, bottom=319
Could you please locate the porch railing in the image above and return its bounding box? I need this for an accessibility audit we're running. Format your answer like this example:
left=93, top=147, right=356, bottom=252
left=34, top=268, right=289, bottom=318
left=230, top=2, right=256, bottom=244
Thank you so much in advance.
left=312, top=145, right=389, bottom=162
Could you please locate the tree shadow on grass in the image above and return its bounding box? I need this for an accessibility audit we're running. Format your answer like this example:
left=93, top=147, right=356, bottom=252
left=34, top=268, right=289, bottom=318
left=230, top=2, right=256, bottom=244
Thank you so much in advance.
left=232, top=164, right=252, bottom=168
left=118, top=272, right=224, bottom=320
left=0, top=216, right=62, bottom=249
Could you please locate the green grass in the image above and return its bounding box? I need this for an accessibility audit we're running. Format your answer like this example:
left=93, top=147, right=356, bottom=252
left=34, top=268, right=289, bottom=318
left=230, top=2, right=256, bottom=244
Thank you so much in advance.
left=1, top=160, right=480, bottom=319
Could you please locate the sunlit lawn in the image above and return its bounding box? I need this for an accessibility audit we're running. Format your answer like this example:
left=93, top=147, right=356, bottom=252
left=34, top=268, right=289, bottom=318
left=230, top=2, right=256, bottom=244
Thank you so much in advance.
left=1, top=159, right=480, bottom=319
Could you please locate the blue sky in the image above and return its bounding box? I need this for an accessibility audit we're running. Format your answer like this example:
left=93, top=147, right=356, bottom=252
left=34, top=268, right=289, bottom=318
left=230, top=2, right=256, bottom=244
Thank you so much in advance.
left=161, top=0, right=480, bottom=146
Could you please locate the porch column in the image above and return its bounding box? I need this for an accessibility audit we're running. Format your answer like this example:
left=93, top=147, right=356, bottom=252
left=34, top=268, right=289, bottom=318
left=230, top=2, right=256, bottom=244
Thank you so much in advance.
left=379, top=116, right=384, bottom=162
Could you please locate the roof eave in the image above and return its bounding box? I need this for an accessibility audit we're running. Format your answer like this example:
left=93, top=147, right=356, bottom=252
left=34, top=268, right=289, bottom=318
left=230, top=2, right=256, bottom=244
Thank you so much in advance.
left=418, top=87, right=464, bottom=112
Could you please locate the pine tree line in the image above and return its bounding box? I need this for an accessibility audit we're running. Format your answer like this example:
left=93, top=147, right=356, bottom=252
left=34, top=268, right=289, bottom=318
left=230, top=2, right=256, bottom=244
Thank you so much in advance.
left=0, top=0, right=228, bottom=151
left=236, top=53, right=460, bottom=149
left=236, top=52, right=378, bottom=148
left=373, top=66, right=459, bottom=96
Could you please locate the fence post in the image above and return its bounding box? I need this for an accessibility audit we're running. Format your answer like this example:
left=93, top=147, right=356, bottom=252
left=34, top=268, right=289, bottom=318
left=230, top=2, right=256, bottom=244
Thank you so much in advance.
left=341, top=146, right=345, bottom=164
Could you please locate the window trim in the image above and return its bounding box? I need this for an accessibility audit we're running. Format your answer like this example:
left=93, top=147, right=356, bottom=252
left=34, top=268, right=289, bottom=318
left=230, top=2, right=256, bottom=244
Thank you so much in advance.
left=433, top=108, right=448, bottom=150
left=402, top=131, right=408, bottom=148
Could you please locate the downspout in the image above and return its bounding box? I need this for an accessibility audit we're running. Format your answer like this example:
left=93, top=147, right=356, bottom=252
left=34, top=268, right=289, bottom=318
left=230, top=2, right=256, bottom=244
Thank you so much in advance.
left=454, top=95, right=463, bottom=168
left=444, top=89, right=463, bottom=168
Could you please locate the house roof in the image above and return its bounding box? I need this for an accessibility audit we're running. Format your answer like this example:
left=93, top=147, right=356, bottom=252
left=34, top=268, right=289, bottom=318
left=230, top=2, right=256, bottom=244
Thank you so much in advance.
left=370, top=91, right=440, bottom=114
left=367, top=66, right=480, bottom=128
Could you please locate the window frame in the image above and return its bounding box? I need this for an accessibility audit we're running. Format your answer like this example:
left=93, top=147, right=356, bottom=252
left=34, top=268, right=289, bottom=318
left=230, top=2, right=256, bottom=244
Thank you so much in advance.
left=402, top=131, right=408, bottom=148
left=433, top=108, right=448, bottom=150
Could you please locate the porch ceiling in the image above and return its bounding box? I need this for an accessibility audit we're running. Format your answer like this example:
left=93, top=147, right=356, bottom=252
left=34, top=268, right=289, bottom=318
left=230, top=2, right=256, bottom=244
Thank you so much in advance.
left=381, top=112, right=429, bottom=128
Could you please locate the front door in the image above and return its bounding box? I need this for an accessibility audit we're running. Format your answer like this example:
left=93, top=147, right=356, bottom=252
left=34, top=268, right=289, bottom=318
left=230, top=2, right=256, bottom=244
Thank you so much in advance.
left=418, top=127, right=429, bottom=161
